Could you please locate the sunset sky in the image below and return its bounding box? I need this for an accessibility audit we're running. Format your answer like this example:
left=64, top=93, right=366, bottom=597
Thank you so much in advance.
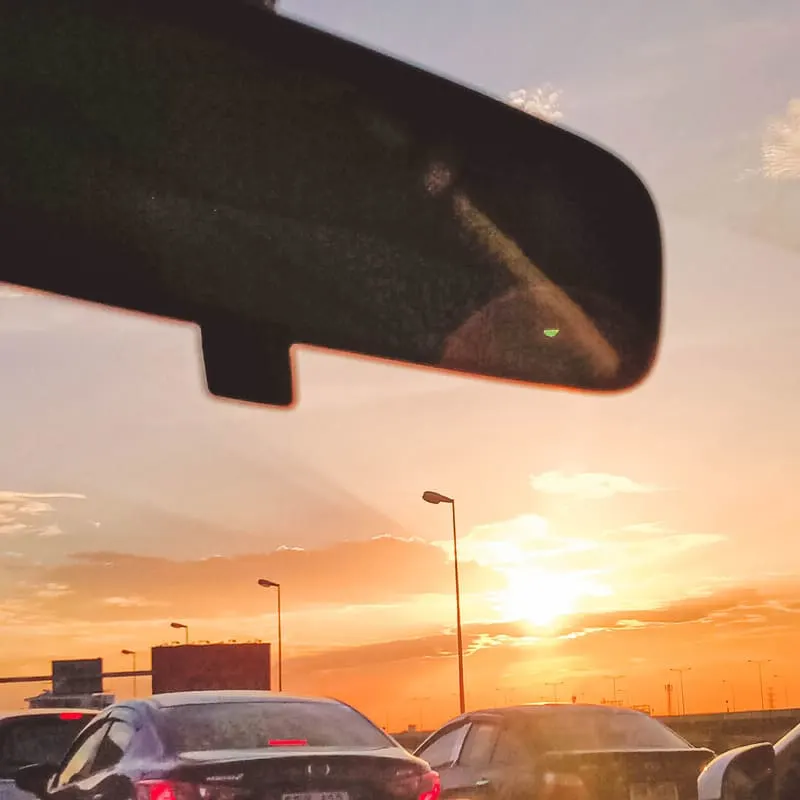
left=2, top=0, right=800, bottom=732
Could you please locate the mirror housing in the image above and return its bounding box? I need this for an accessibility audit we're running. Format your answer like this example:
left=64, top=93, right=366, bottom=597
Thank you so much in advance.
left=14, top=763, right=57, bottom=799
left=698, top=742, right=775, bottom=800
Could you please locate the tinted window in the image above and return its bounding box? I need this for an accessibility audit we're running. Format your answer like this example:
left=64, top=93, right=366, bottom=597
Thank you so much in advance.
left=458, top=723, right=498, bottom=768
left=520, top=711, right=690, bottom=753
left=160, top=701, right=390, bottom=752
left=0, top=717, right=92, bottom=771
left=491, top=729, right=527, bottom=766
left=416, top=725, right=469, bottom=770
left=90, top=722, right=135, bottom=773
left=55, top=723, right=110, bottom=787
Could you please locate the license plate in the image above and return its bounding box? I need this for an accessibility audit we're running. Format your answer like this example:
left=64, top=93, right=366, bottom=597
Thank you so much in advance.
left=282, top=793, right=349, bottom=800
left=629, top=783, right=678, bottom=800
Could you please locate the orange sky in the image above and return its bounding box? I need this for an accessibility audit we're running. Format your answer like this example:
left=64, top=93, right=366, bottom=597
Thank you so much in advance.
left=2, top=0, right=800, bottom=737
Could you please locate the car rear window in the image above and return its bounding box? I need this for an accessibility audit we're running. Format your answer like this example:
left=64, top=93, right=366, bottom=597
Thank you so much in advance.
left=160, top=701, right=391, bottom=753
left=519, top=711, right=690, bottom=753
left=0, top=716, right=92, bottom=769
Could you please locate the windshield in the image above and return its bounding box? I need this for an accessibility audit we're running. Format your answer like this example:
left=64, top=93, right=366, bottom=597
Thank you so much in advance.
left=159, top=701, right=390, bottom=752
left=519, top=711, right=689, bottom=753
left=1, top=0, right=799, bottom=763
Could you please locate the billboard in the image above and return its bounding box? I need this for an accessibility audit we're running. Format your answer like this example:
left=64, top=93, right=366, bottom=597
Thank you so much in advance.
left=151, top=643, right=271, bottom=694
left=52, top=658, right=103, bottom=695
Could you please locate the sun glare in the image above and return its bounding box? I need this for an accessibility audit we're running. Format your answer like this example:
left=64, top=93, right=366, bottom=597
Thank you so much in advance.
left=495, top=567, right=601, bottom=628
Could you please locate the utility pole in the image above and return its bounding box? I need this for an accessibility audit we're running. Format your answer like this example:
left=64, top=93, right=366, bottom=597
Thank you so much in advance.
left=748, top=659, right=771, bottom=711
left=665, top=683, right=674, bottom=716
left=670, top=668, right=691, bottom=716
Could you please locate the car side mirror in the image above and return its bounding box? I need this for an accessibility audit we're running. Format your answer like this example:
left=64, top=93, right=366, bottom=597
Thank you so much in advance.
left=698, top=742, right=775, bottom=800
left=14, top=763, right=57, bottom=799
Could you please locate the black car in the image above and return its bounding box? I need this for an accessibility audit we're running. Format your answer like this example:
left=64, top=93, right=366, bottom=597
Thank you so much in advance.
left=15, top=692, right=439, bottom=800
left=413, top=704, right=713, bottom=800
left=0, top=710, right=96, bottom=800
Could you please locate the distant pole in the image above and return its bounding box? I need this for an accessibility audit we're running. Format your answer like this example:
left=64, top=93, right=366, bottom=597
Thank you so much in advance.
left=121, top=650, right=136, bottom=697
left=670, top=668, right=691, bottom=715
left=748, top=660, right=771, bottom=711
left=608, top=675, right=624, bottom=704
left=257, top=579, right=283, bottom=691
left=665, top=683, right=673, bottom=716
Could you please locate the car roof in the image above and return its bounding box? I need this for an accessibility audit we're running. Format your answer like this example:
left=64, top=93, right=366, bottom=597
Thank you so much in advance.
left=144, top=691, right=341, bottom=709
left=0, top=708, right=97, bottom=722
left=449, top=703, right=648, bottom=724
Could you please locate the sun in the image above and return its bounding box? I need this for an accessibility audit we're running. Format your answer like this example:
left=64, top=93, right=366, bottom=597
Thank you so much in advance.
left=494, top=567, right=595, bottom=628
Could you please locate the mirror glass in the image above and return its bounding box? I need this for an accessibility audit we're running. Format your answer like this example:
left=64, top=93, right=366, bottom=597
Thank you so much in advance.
left=0, top=0, right=662, bottom=404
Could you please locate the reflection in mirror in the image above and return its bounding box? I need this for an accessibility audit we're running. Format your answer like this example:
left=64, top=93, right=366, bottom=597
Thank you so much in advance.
left=0, top=0, right=662, bottom=405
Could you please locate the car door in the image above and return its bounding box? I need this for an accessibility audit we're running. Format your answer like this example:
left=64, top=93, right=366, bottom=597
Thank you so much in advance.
left=414, top=722, right=471, bottom=795
left=48, top=721, right=113, bottom=800
left=63, top=714, right=138, bottom=800
left=440, top=720, right=501, bottom=800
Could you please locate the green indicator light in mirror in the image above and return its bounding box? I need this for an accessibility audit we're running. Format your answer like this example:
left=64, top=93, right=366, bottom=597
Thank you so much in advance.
left=543, top=329, right=560, bottom=338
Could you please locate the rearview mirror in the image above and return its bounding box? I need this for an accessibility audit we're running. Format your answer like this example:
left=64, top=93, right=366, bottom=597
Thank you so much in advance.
left=14, top=763, right=57, bottom=799
left=698, top=742, right=775, bottom=800
left=0, top=0, right=662, bottom=405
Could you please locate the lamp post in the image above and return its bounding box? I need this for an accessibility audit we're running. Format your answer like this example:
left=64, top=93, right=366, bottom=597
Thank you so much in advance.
left=170, top=622, right=189, bottom=645
left=546, top=681, right=565, bottom=702
left=670, top=667, right=691, bottom=716
left=258, top=578, right=282, bottom=691
left=608, top=675, right=625, bottom=705
left=422, top=490, right=465, bottom=715
left=121, top=649, right=137, bottom=697
left=747, top=659, right=770, bottom=711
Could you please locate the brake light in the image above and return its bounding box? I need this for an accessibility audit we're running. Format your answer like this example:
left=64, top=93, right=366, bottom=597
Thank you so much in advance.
left=136, top=781, right=243, bottom=800
left=418, top=771, right=441, bottom=800
left=540, top=772, right=589, bottom=800
left=59, top=712, right=85, bottom=721
left=268, top=739, right=308, bottom=746
left=387, top=768, right=440, bottom=800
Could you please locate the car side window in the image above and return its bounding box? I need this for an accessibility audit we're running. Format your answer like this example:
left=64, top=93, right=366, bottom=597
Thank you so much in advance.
left=457, top=722, right=499, bottom=769
left=53, top=723, right=111, bottom=788
left=416, top=724, right=470, bottom=770
left=90, top=722, right=135, bottom=774
left=491, top=728, right=528, bottom=767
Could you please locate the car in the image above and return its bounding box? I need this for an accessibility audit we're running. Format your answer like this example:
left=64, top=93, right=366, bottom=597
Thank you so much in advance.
left=414, top=703, right=714, bottom=800
left=0, top=710, right=96, bottom=800
left=14, top=692, right=441, bottom=800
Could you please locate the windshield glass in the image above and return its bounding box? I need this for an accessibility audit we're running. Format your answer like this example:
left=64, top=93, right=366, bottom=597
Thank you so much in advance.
left=1, top=0, right=799, bottom=760
left=160, top=701, right=390, bottom=752
left=519, top=711, right=689, bottom=752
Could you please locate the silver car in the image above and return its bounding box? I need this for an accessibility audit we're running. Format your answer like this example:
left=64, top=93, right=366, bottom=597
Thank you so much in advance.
left=0, top=710, right=95, bottom=800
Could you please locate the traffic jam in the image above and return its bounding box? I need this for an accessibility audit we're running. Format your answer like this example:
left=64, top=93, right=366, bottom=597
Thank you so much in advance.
left=0, top=647, right=791, bottom=800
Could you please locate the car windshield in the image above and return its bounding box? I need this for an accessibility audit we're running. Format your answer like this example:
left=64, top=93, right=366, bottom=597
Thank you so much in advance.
left=0, top=717, right=91, bottom=769
left=518, top=711, right=689, bottom=753
left=1, top=0, right=799, bottom=761
left=159, top=701, right=390, bottom=752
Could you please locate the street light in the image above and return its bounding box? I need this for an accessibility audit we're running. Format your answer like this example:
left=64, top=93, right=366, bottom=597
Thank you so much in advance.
left=422, top=490, right=465, bottom=716
left=170, top=622, right=189, bottom=645
left=723, top=679, right=737, bottom=713
left=545, top=681, right=565, bottom=702
left=121, top=649, right=137, bottom=697
left=258, top=578, right=282, bottom=691
left=670, top=667, right=691, bottom=716
left=607, top=675, right=625, bottom=705
left=748, top=659, right=771, bottom=711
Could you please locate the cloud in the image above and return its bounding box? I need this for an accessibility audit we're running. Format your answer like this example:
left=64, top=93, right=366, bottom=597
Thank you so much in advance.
left=34, top=583, right=72, bottom=599
left=622, top=521, right=669, bottom=534
left=530, top=471, right=661, bottom=499
left=507, top=86, right=564, bottom=123
left=12, top=535, right=505, bottom=622
left=761, top=98, right=800, bottom=180
left=0, top=491, right=85, bottom=537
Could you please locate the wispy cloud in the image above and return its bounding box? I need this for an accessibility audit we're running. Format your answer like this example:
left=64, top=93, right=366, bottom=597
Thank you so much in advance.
left=507, top=86, right=564, bottom=123
left=0, top=491, right=85, bottom=537
left=530, top=471, right=661, bottom=499
left=761, top=98, right=800, bottom=180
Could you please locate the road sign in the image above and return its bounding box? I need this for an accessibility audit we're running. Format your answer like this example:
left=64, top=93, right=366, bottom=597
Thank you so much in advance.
left=52, top=658, right=103, bottom=695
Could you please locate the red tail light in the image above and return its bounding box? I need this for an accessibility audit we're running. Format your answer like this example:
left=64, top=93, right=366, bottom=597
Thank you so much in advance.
left=387, top=768, right=441, bottom=800
left=59, top=712, right=85, bottom=721
left=540, top=772, right=589, bottom=800
left=268, top=739, right=308, bottom=746
left=136, top=781, right=242, bottom=800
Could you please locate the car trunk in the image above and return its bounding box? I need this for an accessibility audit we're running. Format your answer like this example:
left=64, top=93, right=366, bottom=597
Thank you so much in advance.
left=535, top=747, right=714, bottom=800
left=168, top=748, right=431, bottom=800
